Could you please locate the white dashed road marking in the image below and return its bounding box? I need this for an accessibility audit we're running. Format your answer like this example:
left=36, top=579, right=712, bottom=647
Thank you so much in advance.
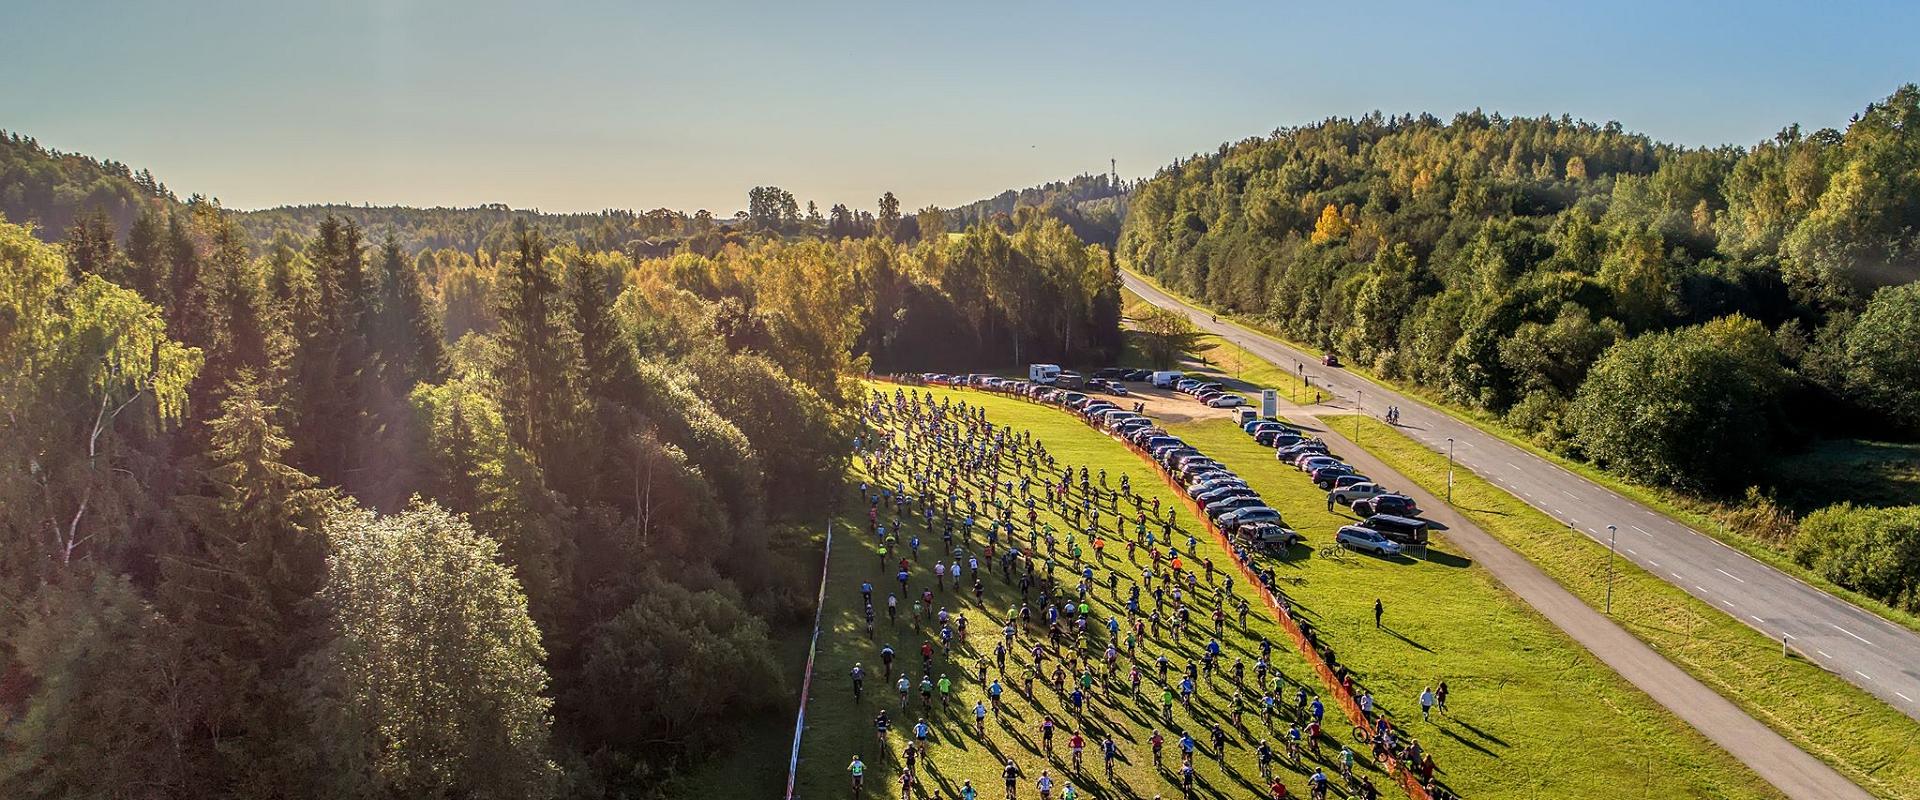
left=1715, top=568, right=1746, bottom=583
left=1830, top=623, right=1875, bottom=646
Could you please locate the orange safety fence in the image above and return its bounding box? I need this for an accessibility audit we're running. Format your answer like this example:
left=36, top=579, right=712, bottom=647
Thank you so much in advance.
left=872, top=378, right=1440, bottom=800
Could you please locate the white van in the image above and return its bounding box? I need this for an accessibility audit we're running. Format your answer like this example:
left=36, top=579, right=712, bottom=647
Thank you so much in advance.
left=1150, top=370, right=1185, bottom=388
left=1029, top=364, right=1062, bottom=385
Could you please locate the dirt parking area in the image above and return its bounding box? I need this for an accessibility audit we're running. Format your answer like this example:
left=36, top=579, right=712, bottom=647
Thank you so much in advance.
left=1110, top=382, right=1241, bottom=424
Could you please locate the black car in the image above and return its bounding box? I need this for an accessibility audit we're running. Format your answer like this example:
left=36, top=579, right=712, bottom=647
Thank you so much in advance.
left=1124, top=369, right=1152, bottom=381
left=1093, top=367, right=1129, bottom=380
left=1353, top=493, right=1419, bottom=517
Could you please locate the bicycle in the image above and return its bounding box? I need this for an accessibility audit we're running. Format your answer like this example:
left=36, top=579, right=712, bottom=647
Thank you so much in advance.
left=1316, top=544, right=1350, bottom=563
left=1350, top=725, right=1372, bottom=745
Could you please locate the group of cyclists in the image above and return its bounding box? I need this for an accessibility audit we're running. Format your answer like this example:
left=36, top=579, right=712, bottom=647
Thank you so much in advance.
left=838, top=384, right=1457, bottom=800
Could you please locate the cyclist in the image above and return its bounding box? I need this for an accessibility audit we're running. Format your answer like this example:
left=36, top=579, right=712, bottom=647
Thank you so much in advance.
left=849, top=755, right=866, bottom=795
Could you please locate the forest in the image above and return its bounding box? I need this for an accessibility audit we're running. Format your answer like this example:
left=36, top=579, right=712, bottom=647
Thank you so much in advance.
left=0, top=150, right=1119, bottom=798
left=1119, top=85, right=1920, bottom=611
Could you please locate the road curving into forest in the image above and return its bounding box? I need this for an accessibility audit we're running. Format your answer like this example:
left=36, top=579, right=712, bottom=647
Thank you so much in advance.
left=1123, top=270, right=1920, bottom=724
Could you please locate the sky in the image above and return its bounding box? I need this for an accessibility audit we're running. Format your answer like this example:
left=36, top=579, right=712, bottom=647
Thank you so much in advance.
left=5, top=0, right=1917, bottom=215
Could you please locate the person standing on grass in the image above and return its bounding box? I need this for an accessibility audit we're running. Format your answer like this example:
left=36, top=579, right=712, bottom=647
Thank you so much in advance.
left=1436, top=680, right=1450, bottom=715
left=1373, top=598, right=1383, bottom=628
left=1327, top=493, right=1335, bottom=513
left=1420, top=686, right=1436, bottom=721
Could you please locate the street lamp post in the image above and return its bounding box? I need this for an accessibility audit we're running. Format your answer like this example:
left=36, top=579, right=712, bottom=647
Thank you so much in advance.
left=1605, top=524, right=1619, bottom=614
left=1445, top=437, right=1455, bottom=505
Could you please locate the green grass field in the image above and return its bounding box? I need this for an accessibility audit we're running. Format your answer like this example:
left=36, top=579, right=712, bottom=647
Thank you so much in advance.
left=791, top=385, right=1779, bottom=800
left=1342, top=417, right=1920, bottom=800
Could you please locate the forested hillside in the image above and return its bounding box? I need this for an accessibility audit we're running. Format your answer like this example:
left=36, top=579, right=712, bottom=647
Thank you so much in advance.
left=0, top=131, right=175, bottom=239
left=0, top=153, right=1118, bottom=798
left=1123, top=87, right=1920, bottom=475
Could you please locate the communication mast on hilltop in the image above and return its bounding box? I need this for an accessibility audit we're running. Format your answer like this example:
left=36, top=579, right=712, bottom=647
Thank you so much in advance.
left=1110, top=158, right=1118, bottom=188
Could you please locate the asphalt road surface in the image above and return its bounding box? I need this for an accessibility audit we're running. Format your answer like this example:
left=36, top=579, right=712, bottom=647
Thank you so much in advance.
left=1124, top=270, right=1920, bottom=722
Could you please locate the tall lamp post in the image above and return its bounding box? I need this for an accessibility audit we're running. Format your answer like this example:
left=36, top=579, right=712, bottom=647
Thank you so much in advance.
left=1356, top=389, right=1364, bottom=442
left=1605, top=524, right=1619, bottom=614
left=1445, top=437, right=1455, bottom=504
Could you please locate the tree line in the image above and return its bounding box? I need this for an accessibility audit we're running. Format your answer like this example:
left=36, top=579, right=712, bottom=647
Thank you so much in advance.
left=0, top=167, right=1121, bottom=799
left=1119, top=87, right=1920, bottom=610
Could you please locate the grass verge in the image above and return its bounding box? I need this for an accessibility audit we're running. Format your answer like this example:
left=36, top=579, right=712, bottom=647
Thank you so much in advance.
left=1343, top=416, right=1920, bottom=800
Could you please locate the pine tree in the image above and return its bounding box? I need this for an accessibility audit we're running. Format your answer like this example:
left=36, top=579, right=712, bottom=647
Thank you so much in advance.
left=288, top=216, right=375, bottom=492
left=123, top=209, right=171, bottom=306
left=491, top=224, right=584, bottom=486
left=372, top=235, right=449, bottom=392
left=160, top=373, right=333, bottom=795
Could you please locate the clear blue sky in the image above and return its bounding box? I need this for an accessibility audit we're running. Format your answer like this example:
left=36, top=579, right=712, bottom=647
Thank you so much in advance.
left=5, top=0, right=1915, bottom=214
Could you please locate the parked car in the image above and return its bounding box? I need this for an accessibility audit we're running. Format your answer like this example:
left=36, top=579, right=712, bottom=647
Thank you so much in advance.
left=1124, top=369, right=1152, bottom=382
left=1093, top=367, right=1129, bottom=380
left=1195, top=390, right=1222, bottom=403
left=1188, top=478, right=1245, bottom=498
left=1364, top=514, right=1430, bottom=545
left=1218, top=507, right=1282, bottom=531
left=1197, top=485, right=1258, bottom=504
left=1245, top=420, right=1291, bottom=436
left=1276, top=441, right=1329, bottom=460
left=1309, top=464, right=1358, bottom=486
left=1192, top=382, right=1225, bottom=395
left=1352, top=493, right=1419, bottom=518
left=1239, top=523, right=1302, bottom=554
left=1174, top=379, right=1200, bottom=393
left=1114, top=418, right=1153, bottom=435
left=1150, top=371, right=1185, bottom=388
left=1321, top=353, right=1342, bottom=368
left=1179, top=460, right=1226, bottom=482
left=1295, top=455, right=1342, bottom=472
left=1335, top=526, right=1402, bottom=556
left=1158, top=446, right=1202, bottom=465
left=1186, top=472, right=1236, bottom=492
left=1329, top=482, right=1389, bottom=506
left=1208, top=395, right=1247, bottom=408
left=1326, top=473, right=1371, bottom=491
left=1258, top=430, right=1305, bottom=448
left=1128, top=428, right=1166, bottom=446
left=1205, top=493, right=1267, bottom=514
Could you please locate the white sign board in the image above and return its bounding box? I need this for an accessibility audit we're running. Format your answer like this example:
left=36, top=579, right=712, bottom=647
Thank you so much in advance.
left=1261, top=388, right=1278, bottom=419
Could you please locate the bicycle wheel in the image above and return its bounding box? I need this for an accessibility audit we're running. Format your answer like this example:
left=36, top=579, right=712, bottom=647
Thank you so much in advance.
left=1350, top=724, right=1371, bottom=744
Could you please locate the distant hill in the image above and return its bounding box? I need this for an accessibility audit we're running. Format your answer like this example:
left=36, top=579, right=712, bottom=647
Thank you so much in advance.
left=944, top=172, right=1134, bottom=246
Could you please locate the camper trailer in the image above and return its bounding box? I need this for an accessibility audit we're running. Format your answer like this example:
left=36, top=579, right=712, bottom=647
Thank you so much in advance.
left=1028, top=364, right=1062, bottom=385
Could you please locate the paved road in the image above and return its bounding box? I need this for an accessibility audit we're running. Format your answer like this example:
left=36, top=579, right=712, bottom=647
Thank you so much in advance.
left=1289, top=410, right=1872, bottom=800
left=1124, top=271, right=1920, bottom=722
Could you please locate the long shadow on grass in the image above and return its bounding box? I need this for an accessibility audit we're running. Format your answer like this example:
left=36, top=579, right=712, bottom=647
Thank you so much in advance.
left=1380, top=626, right=1433, bottom=654
left=1438, top=725, right=1500, bottom=758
